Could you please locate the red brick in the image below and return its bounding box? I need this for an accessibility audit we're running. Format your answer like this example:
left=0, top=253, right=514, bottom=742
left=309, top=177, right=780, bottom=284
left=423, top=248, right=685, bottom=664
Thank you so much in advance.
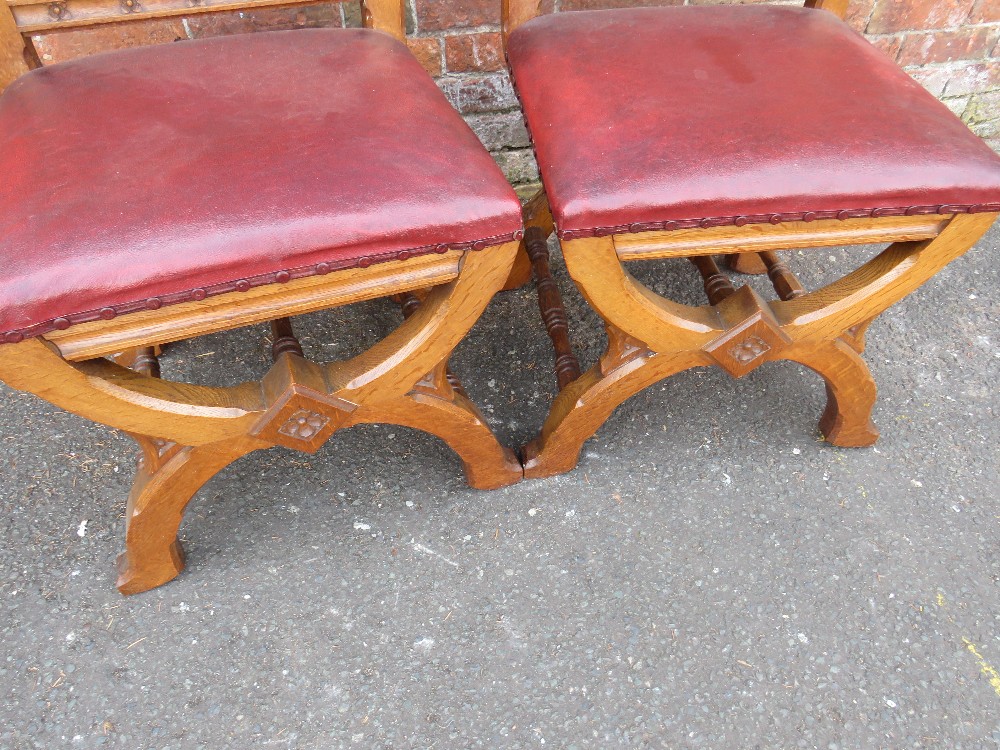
left=868, top=0, right=975, bottom=34
left=868, top=34, right=902, bottom=60
left=416, top=0, right=496, bottom=31
left=846, top=0, right=878, bottom=32
left=897, top=27, right=997, bottom=66
left=33, top=18, right=185, bottom=65
left=970, top=0, right=1000, bottom=23
left=184, top=3, right=339, bottom=38
left=445, top=32, right=504, bottom=72
left=438, top=74, right=518, bottom=113
left=943, top=60, right=1000, bottom=96
left=407, top=38, right=443, bottom=77
left=905, top=65, right=951, bottom=96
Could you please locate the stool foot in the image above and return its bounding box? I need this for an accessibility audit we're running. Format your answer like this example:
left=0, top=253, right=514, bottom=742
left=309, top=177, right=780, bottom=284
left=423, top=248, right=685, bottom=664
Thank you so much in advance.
left=785, top=338, right=879, bottom=448
left=116, top=541, right=185, bottom=596
left=116, top=437, right=256, bottom=595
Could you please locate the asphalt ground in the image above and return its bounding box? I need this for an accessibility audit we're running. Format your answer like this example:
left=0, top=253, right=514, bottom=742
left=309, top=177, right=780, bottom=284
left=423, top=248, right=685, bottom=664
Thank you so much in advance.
left=1, top=224, right=998, bottom=749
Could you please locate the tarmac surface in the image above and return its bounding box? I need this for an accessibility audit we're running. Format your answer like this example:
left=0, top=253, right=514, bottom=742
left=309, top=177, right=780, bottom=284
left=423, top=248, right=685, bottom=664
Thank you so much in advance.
left=1, top=225, right=998, bottom=749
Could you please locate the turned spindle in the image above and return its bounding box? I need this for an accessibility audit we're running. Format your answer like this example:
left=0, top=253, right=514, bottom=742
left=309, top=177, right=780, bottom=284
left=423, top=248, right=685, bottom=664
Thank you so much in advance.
left=131, top=346, right=161, bottom=378
left=690, top=255, right=737, bottom=305
left=525, top=227, right=581, bottom=391
left=395, top=291, right=422, bottom=319
left=759, top=251, right=806, bottom=300
left=270, top=317, right=304, bottom=360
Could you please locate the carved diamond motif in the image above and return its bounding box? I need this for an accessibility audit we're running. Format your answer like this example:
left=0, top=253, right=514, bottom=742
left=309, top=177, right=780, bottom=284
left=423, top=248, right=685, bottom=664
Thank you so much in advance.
left=251, top=355, right=359, bottom=453
left=728, top=335, right=771, bottom=364
left=277, top=410, right=330, bottom=441
left=251, top=384, right=357, bottom=453
left=702, top=286, right=790, bottom=379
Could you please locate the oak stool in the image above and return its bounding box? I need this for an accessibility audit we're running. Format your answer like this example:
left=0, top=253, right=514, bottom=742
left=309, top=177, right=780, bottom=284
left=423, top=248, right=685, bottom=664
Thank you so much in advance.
left=0, top=3, right=525, bottom=593
left=502, top=1, right=1000, bottom=478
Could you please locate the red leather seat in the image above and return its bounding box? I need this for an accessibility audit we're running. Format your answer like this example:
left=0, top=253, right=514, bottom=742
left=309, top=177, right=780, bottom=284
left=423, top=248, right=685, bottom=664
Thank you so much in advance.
left=507, top=6, right=1000, bottom=240
left=0, top=29, right=523, bottom=341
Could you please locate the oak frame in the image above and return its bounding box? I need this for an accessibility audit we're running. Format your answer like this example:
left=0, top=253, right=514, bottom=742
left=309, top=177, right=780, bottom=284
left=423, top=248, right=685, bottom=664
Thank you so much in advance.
left=0, top=0, right=524, bottom=595
left=501, top=0, right=999, bottom=477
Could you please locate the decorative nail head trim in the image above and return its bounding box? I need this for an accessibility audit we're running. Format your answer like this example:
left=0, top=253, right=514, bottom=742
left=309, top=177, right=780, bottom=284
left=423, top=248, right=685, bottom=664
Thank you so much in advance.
left=0, top=230, right=540, bottom=343
left=554, top=202, right=1000, bottom=240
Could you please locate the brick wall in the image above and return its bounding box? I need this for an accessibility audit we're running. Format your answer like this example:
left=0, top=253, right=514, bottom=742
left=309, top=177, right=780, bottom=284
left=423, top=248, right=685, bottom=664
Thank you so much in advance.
left=32, top=0, right=1000, bottom=193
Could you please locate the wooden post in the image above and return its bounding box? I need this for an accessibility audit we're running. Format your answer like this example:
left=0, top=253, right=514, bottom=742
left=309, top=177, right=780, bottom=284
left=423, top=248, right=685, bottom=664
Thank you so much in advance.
left=690, top=255, right=737, bottom=305
left=525, top=227, right=582, bottom=390
left=270, top=318, right=304, bottom=360
left=759, top=251, right=806, bottom=300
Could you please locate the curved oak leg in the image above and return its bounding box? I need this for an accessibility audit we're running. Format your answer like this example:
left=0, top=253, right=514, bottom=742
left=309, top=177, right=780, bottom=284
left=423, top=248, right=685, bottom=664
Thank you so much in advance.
left=0, top=245, right=521, bottom=594
left=116, top=437, right=258, bottom=595
left=782, top=338, right=879, bottom=447
left=523, top=348, right=706, bottom=479
left=353, top=388, right=522, bottom=490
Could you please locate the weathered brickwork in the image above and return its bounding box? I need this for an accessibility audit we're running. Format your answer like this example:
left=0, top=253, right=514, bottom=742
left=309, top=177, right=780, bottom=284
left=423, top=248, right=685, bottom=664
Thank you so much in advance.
left=31, top=0, right=1000, bottom=189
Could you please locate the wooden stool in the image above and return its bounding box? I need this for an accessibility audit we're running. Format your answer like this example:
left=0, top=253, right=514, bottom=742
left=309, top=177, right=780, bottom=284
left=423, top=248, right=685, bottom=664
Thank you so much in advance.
left=502, top=1, right=1000, bottom=478
left=0, top=4, right=525, bottom=593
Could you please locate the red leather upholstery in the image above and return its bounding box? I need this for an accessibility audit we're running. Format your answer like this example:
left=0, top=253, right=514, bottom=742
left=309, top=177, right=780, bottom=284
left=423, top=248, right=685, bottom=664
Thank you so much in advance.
left=0, top=29, right=523, bottom=342
left=507, top=6, right=1000, bottom=239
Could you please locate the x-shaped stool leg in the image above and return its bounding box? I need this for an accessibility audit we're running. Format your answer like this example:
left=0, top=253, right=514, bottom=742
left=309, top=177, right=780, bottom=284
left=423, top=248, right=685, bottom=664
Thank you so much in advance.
left=523, top=212, right=996, bottom=478
left=0, top=244, right=521, bottom=593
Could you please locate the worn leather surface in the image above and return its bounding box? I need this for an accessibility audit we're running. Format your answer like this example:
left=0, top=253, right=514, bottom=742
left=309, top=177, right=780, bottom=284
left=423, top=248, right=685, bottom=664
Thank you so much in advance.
left=0, top=29, right=523, bottom=340
left=507, top=6, right=1000, bottom=238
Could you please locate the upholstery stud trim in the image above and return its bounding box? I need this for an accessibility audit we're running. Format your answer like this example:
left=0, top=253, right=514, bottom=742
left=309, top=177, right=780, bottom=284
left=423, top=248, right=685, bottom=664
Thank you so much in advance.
left=554, top=203, right=1000, bottom=240
left=1, top=230, right=525, bottom=344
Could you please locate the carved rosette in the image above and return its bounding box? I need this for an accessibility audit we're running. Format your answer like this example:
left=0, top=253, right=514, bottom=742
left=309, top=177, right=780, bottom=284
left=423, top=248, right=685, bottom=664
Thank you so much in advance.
left=250, top=354, right=358, bottom=453
left=277, top=410, right=330, bottom=441
left=252, top=385, right=357, bottom=453
left=728, top=335, right=771, bottom=364
left=702, top=286, right=790, bottom=378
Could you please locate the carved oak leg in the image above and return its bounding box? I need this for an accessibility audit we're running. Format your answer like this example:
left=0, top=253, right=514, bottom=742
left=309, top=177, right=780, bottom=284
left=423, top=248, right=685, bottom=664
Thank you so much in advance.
left=361, top=393, right=522, bottom=489
left=519, top=236, right=723, bottom=478
left=523, top=340, right=705, bottom=479
left=116, top=437, right=257, bottom=595
left=783, top=338, right=879, bottom=447
left=349, top=361, right=521, bottom=489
